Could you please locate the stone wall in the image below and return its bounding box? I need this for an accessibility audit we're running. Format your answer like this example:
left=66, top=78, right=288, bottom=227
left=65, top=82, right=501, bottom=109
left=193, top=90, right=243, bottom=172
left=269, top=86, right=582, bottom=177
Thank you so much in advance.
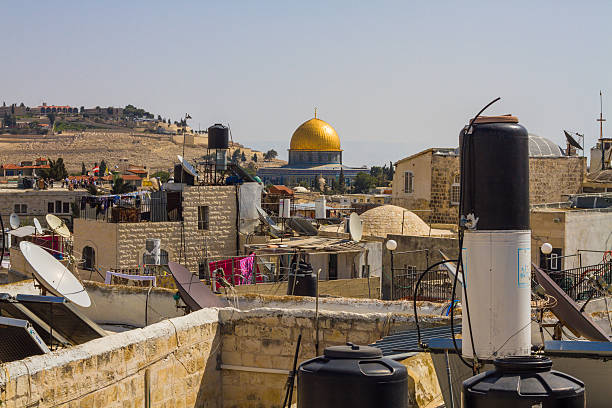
left=529, top=157, right=586, bottom=204
left=73, top=185, right=238, bottom=275
left=0, top=307, right=449, bottom=408
left=231, top=277, right=381, bottom=299
left=392, top=152, right=586, bottom=225
left=0, top=308, right=222, bottom=408
left=0, top=189, right=87, bottom=228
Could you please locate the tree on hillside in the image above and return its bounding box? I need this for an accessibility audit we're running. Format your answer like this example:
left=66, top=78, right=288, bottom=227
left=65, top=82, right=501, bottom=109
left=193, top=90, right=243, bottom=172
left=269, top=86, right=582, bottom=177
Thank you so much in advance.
left=151, top=171, right=171, bottom=183
left=19, top=102, right=25, bottom=107
left=352, top=172, right=375, bottom=193
left=80, top=106, right=85, bottom=113
left=87, top=184, right=99, bottom=196
left=157, top=115, right=162, bottom=121
left=252, top=154, right=258, bottom=162
left=241, top=152, right=247, bottom=162
left=264, top=149, right=278, bottom=161
left=99, top=160, right=107, bottom=176
left=81, top=162, right=87, bottom=175
left=39, top=158, right=68, bottom=181
left=106, top=107, right=114, bottom=115
left=47, top=113, right=56, bottom=127
left=111, top=177, right=133, bottom=194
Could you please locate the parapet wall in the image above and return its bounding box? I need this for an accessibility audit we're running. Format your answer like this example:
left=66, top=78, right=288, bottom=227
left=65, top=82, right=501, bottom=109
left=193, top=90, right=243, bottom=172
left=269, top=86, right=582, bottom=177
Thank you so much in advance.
left=231, top=276, right=381, bottom=299
left=0, top=307, right=448, bottom=408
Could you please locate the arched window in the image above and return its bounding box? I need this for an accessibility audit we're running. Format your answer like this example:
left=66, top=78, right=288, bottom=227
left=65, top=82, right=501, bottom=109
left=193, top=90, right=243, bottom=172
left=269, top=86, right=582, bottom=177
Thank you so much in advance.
left=82, top=246, right=95, bottom=270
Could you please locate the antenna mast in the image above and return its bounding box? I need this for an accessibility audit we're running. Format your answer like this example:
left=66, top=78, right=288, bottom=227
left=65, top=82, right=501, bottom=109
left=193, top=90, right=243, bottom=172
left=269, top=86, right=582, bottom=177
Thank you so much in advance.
left=597, top=91, right=606, bottom=140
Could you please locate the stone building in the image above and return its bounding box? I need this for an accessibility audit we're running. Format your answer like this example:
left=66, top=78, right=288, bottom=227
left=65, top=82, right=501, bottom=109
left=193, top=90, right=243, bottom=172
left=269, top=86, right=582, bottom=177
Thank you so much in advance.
left=0, top=187, right=88, bottom=228
left=392, top=135, right=586, bottom=224
left=73, top=185, right=238, bottom=277
left=257, top=113, right=367, bottom=188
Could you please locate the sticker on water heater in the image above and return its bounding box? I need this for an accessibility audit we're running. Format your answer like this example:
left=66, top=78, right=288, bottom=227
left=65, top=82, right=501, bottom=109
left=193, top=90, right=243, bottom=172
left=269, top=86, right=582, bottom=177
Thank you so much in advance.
left=517, top=248, right=530, bottom=288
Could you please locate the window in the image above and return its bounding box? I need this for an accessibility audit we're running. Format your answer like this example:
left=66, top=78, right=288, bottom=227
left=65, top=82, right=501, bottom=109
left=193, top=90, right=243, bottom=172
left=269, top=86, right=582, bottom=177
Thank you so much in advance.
left=404, top=171, right=414, bottom=193
left=14, top=204, right=27, bottom=214
left=328, top=254, right=338, bottom=280
left=63, top=202, right=70, bottom=214
left=539, top=248, right=563, bottom=271
left=450, top=174, right=461, bottom=205
left=82, top=246, right=96, bottom=270
left=55, top=201, right=61, bottom=213
left=48, top=202, right=54, bottom=213
left=198, top=206, right=209, bottom=230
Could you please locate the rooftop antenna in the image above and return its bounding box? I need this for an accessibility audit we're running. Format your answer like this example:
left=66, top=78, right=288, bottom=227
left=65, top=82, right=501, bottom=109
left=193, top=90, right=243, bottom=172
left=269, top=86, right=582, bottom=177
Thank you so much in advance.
left=597, top=91, right=606, bottom=170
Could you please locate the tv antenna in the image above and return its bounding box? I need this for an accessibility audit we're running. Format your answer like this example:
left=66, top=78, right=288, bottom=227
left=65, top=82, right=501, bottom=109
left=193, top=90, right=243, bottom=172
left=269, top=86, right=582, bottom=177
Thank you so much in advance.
left=597, top=91, right=606, bottom=140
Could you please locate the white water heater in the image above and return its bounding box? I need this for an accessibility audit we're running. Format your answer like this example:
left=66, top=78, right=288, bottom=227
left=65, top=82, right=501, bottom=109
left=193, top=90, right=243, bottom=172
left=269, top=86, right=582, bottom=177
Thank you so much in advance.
left=145, top=238, right=161, bottom=265
left=459, top=115, right=531, bottom=359
left=279, top=198, right=291, bottom=218
left=315, top=197, right=326, bottom=219
left=461, top=231, right=531, bottom=358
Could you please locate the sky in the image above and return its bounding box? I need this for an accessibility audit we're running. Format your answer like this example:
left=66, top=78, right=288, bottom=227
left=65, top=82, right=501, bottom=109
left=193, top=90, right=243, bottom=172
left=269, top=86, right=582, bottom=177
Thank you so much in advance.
left=3, top=1, right=612, bottom=166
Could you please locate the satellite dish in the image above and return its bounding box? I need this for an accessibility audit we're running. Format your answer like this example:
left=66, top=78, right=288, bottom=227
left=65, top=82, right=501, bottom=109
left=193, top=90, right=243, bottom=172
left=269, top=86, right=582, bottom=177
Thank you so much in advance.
left=33, top=218, right=43, bottom=235
left=256, top=207, right=282, bottom=237
left=287, top=217, right=318, bottom=236
left=564, top=130, right=583, bottom=150
left=9, top=213, right=20, bottom=230
left=45, top=214, right=71, bottom=238
left=19, top=242, right=91, bottom=307
left=177, top=155, right=199, bottom=178
left=348, top=212, right=363, bottom=242
left=168, top=261, right=226, bottom=310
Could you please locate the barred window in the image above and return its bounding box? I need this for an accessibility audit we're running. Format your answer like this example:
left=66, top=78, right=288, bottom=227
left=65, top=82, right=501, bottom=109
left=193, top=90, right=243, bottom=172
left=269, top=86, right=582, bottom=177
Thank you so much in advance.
left=404, top=171, right=414, bottom=193
left=198, top=206, right=209, bottom=230
left=450, top=174, right=460, bottom=205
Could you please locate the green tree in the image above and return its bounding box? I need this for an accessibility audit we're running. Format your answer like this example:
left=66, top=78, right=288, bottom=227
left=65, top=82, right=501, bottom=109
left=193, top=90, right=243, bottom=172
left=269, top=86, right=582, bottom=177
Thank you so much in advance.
left=264, top=149, right=278, bottom=161
left=157, top=115, right=162, bottom=121
left=151, top=170, right=171, bottom=183
left=241, top=152, right=247, bottom=162
left=47, top=113, right=56, bottom=127
left=80, top=106, right=85, bottom=113
left=352, top=172, right=375, bottom=193
left=39, top=158, right=68, bottom=180
left=81, top=162, right=87, bottom=175
left=338, top=167, right=346, bottom=193
left=111, top=177, right=133, bottom=194
left=252, top=154, right=258, bottom=162
left=231, top=149, right=242, bottom=164
left=99, top=160, right=107, bottom=176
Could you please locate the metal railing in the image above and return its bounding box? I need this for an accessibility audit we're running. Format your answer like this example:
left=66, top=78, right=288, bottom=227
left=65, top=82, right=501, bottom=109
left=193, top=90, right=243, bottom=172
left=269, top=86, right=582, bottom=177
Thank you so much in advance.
left=392, top=267, right=454, bottom=302
left=80, top=197, right=180, bottom=223
left=543, top=262, right=612, bottom=302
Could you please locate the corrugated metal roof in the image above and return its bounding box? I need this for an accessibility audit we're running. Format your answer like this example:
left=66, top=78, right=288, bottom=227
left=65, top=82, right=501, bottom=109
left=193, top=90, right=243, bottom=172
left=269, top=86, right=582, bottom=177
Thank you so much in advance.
left=370, top=325, right=462, bottom=356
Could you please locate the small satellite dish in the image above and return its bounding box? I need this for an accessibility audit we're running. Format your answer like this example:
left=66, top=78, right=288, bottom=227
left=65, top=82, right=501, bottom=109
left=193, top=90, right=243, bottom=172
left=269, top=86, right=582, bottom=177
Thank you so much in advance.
left=257, top=207, right=282, bottom=237
left=19, top=242, right=91, bottom=307
left=564, top=130, right=583, bottom=150
left=33, top=218, right=43, bottom=235
left=9, top=213, right=20, bottom=230
left=287, top=217, right=318, bottom=236
left=177, top=155, right=199, bottom=178
left=348, top=212, right=363, bottom=242
left=45, top=214, right=71, bottom=238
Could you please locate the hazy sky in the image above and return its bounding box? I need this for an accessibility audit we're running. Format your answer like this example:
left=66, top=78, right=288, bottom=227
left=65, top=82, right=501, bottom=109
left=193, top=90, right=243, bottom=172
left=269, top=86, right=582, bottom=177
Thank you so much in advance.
left=3, top=1, right=612, bottom=165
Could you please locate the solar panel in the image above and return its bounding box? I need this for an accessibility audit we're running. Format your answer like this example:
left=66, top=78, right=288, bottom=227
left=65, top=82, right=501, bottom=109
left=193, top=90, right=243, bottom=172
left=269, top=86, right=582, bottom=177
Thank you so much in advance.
left=168, top=261, right=226, bottom=311
left=0, top=316, right=49, bottom=362
left=0, top=293, right=70, bottom=347
left=15, top=294, right=106, bottom=345
left=287, top=217, right=318, bottom=236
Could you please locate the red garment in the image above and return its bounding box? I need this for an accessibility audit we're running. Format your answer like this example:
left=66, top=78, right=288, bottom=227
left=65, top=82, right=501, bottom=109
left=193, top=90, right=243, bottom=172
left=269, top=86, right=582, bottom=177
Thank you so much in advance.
left=209, top=255, right=262, bottom=289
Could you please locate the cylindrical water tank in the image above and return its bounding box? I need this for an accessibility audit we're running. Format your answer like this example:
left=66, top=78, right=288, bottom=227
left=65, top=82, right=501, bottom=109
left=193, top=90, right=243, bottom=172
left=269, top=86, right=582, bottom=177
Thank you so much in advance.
left=287, top=260, right=317, bottom=296
left=279, top=198, right=291, bottom=218
left=208, top=123, right=229, bottom=149
left=462, top=356, right=585, bottom=407
left=460, top=116, right=529, bottom=230
left=315, top=197, right=326, bottom=219
left=461, top=230, right=531, bottom=358
left=298, top=343, right=407, bottom=408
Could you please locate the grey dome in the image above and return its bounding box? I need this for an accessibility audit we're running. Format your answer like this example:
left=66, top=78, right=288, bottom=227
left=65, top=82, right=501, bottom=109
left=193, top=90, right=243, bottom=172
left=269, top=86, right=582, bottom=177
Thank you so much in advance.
left=528, top=134, right=564, bottom=157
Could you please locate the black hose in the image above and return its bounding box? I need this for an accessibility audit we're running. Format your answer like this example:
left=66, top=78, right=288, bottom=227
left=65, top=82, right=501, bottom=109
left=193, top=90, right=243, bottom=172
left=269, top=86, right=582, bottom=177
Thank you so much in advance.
left=0, top=214, right=4, bottom=269
left=414, top=259, right=457, bottom=347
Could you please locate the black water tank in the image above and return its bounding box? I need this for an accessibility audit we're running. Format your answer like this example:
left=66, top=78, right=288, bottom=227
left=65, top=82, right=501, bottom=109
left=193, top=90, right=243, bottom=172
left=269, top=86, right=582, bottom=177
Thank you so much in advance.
left=462, top=356, right=585, bottom=408
left=208, top=123, right=229, bottom=149
left=174, top=164, right=194, bottom=185
left=287, top=261, right=317, bottom=296
left=298, top=343, right=407, bottom=408
left=460, top=116, right=529, bottom=230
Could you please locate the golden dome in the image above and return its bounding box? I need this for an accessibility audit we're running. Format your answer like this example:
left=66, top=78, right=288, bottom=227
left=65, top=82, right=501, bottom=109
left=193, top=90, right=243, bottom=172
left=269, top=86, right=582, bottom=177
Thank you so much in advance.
left=290, top=117, right=341, bottom=151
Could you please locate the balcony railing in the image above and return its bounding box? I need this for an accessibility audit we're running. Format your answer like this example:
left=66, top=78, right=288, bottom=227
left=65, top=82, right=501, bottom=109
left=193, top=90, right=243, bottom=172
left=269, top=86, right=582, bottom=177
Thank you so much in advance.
left=80, top=192, right=182, bottom=223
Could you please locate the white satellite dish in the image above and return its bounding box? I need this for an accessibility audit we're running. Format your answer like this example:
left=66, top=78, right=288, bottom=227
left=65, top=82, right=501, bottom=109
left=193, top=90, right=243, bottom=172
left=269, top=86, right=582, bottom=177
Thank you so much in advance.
left=33, top=217, right=43, bottom=235
left=348, top=212, right=363, bottom=242
left=177, top=155, right=199, bottom=178
left=45, top=214, right=71, bottom=238
left=9, top=213, right=20, bottom=230
left=19, top=242, right=91, bottom=307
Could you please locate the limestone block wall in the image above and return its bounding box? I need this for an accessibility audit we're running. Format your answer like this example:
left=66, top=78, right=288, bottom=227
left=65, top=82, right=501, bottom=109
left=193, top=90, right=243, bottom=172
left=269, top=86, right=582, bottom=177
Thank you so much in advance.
left=0, top=309, right=222, bottom=408
left=231, top=277, right=381, bottom=299
left=529, top=157, right=586, bottom=204
left=0, top=189, right=87, bottom=227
